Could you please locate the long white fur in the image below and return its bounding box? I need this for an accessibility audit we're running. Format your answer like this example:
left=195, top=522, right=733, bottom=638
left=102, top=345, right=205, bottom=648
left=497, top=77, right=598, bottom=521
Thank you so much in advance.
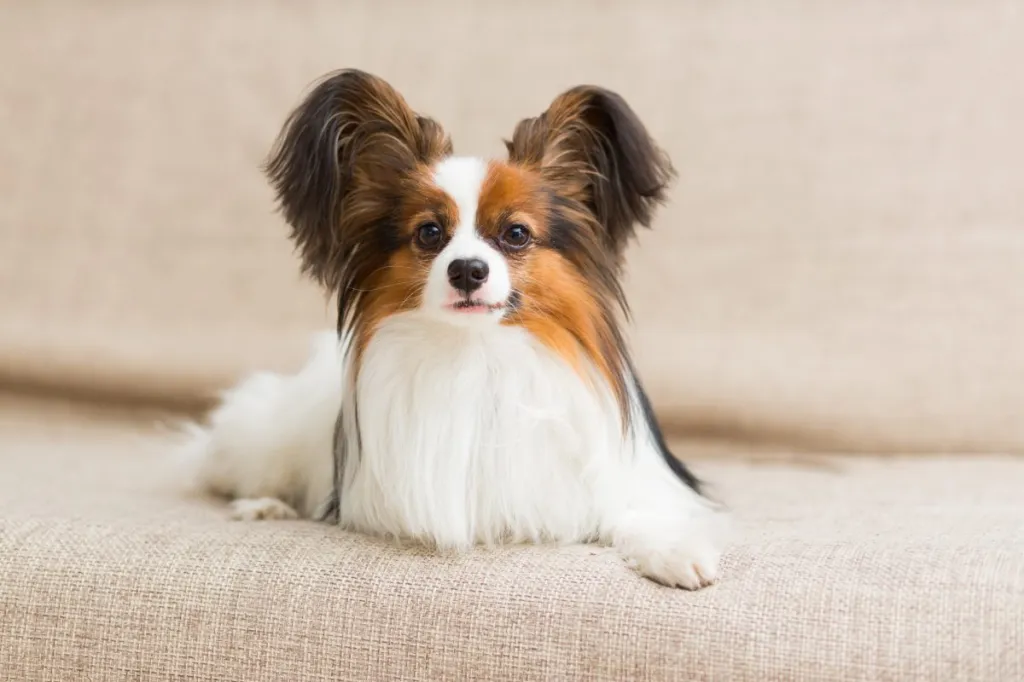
left=185, top=332, right=340, bottom=518
left=184, top=156, right=725, bottom=589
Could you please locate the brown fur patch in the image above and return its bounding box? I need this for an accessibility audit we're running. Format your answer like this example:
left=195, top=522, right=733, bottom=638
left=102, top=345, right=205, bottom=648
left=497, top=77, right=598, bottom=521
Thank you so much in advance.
left=475, top=161, right=547, bottom=240
left=507, top=250, right=621, bottom=393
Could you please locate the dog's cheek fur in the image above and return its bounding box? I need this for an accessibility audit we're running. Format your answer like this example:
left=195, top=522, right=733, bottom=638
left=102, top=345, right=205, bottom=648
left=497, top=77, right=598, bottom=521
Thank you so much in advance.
left=504, top=248, right=629, bottom=415
left=352, top=248, right=427, bottom=363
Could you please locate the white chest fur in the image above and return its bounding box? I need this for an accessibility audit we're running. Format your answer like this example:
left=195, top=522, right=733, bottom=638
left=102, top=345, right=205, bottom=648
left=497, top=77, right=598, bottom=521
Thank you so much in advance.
left=338, top=313, right=628, bottom=549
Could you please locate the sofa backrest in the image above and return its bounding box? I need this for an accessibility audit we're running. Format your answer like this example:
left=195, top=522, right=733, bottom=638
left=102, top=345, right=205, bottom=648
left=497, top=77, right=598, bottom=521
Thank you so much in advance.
left=2, top=1, right=1022, bottom=452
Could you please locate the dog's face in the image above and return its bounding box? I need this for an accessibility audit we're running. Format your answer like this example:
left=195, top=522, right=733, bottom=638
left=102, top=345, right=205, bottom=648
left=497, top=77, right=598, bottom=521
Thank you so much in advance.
left=265, top=70, right=673, bottom=397
left=365, top=156, right=594, bottom=328
left=418, top=157, right=554, bottom=322
left=351, top=156, right=531, bottom=325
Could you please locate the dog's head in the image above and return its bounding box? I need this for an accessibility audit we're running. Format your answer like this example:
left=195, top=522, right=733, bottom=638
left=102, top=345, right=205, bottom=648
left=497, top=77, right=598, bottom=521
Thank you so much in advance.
left=265, top=69, right=673, bottom=402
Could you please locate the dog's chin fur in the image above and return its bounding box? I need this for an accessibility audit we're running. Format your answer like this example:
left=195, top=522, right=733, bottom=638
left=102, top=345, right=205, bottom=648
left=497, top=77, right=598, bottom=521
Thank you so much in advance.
left=182, top=69, right=727, bottom=590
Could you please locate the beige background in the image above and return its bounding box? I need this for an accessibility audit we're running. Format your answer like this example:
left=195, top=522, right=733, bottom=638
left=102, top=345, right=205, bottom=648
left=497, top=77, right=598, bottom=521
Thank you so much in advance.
left=2, top=1, right=1023, bottom=452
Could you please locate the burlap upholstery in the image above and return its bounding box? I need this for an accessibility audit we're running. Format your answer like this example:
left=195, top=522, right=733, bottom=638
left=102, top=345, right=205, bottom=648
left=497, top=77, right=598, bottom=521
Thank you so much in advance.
left=1, top=401, right=1022, bottom=681
left=2, top=1, right=1023, bottom=680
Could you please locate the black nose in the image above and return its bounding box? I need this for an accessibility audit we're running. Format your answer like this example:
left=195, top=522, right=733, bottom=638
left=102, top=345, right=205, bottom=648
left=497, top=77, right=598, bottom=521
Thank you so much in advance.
left=447, top=258, right=489, bottom=294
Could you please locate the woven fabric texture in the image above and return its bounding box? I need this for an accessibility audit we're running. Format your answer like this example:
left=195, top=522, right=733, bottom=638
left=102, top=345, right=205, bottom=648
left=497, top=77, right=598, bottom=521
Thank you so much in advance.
left=2, top=1, right=1023, bottom=451
left=1, top=402, right=1022, bottom=681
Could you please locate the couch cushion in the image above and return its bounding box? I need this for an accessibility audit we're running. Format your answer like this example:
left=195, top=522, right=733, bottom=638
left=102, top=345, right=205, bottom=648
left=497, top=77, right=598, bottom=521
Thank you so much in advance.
left=2, top=1, right=1024, bottom=452
left=1, top=400, right=1021, bottom=681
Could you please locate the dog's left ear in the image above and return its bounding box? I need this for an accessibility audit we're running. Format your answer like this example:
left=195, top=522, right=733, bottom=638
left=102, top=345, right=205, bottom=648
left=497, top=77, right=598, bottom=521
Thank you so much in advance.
left=506, top=86, right=675, bottom=256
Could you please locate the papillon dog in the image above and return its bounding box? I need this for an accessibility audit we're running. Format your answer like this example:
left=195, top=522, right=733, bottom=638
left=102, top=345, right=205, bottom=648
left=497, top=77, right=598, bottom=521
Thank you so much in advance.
left=186, top=69, right=725, bottom=589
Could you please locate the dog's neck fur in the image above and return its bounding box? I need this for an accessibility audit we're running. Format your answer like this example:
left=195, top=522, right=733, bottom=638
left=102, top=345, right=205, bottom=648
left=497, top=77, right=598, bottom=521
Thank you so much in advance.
left=335, top=311, right=634, bottom=549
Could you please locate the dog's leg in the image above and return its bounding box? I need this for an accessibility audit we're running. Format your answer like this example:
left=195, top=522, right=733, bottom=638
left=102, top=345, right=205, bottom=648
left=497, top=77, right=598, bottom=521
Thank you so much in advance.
left=602, top=448, right=726, bottom=590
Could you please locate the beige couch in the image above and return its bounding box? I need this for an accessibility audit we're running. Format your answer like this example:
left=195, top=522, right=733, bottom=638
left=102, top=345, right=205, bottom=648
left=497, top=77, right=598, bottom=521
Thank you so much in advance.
left=2, top=2, right=1022, bottom=680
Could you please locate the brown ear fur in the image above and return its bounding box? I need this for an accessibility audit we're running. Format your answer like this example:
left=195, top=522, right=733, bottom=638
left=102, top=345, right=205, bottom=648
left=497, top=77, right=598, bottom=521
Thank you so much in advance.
left=506, top=86, right=674, bottom=259
left=265, top=69, right=451, bottom=290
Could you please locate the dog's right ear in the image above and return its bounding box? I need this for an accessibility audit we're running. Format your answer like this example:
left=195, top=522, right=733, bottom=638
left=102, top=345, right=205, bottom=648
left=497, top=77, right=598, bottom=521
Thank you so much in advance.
left=265, top=69, right=451, bottom=289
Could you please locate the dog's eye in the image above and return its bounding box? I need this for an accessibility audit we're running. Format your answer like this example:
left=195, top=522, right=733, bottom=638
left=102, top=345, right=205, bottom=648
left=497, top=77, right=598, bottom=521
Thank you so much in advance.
left=500, top=224, right=532, bottom=250
left=415, top=222, right=443, bottom=249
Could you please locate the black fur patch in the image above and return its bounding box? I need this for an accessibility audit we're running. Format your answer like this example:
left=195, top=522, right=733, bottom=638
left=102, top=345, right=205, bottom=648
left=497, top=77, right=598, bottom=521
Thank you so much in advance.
left=632, top=369, right=702, bottom=494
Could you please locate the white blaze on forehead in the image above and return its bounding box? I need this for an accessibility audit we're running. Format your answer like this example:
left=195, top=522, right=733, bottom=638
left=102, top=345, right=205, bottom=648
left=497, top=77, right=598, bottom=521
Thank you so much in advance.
left=432, top=156, right=488, bottom=244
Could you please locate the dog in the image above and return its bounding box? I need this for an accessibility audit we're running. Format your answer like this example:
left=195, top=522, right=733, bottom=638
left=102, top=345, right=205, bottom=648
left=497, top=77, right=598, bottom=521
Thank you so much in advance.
left=184, top=69, right=725, bottom=589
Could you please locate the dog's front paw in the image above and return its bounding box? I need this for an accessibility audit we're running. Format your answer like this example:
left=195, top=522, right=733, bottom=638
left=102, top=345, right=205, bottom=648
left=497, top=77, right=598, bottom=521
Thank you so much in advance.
left=229, top=497, right=300, bottom=521
left=614, top=515, right=725, bottom=590
left=627, top=536, right=721, bottom=589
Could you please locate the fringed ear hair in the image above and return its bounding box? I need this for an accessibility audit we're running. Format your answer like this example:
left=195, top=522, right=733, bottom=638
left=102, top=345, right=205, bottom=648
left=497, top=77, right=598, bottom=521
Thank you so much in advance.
left=265, top=69, right=452, bottom=291
left=506, top=86, right=674, bottom=259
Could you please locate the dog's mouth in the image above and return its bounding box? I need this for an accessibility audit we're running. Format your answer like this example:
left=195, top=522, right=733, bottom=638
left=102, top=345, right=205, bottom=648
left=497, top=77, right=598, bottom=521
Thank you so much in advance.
left=448, top=298, right=507, bottom=313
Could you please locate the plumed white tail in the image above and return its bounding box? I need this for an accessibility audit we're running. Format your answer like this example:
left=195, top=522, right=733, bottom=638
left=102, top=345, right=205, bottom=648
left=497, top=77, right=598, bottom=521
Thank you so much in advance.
left=179, top=332, right=342, bottom=518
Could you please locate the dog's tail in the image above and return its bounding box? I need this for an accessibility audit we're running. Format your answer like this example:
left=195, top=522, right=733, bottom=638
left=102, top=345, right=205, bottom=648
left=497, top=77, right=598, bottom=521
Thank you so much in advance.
left=173, top=332, right=343, bottom=518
